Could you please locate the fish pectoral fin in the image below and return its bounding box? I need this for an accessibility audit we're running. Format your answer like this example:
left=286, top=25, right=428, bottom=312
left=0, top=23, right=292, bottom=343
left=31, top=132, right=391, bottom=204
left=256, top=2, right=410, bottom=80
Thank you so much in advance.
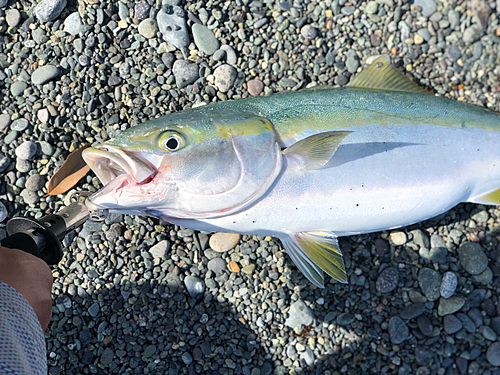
left=348, top=56, right=433, bottom=95
left=279, top=231, right=347, bottom=287
left=282, top=131, right=353, bottom=170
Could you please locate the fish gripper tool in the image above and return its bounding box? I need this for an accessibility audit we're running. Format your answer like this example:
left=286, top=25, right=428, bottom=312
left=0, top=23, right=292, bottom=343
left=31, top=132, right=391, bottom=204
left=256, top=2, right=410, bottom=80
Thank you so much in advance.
left=1, top=191, right=92, bottom=265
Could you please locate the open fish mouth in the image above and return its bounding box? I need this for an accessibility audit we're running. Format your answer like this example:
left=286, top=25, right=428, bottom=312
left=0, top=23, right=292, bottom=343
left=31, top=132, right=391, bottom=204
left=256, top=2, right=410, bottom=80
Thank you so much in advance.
left=82, top=145, right=157, bottom=207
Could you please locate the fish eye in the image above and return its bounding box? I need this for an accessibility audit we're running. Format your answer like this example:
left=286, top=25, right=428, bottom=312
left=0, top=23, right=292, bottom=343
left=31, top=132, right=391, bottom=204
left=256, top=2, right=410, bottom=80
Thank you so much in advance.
left=160, top=132, right=185, bottom=152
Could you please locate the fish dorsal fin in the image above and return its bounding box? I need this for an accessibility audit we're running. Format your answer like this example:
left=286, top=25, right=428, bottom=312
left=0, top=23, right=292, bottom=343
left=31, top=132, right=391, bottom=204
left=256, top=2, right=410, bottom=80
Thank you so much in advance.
left=283, top=131, right=353, bottom=170
left=279, top=231, right=347, bottom=288
left=348, top=56, right=432, bottom=95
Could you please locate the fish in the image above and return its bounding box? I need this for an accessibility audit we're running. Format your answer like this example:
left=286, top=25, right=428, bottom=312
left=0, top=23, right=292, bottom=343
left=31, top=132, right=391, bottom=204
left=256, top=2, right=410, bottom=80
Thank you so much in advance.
left=82, top=57, right=500, bottom=288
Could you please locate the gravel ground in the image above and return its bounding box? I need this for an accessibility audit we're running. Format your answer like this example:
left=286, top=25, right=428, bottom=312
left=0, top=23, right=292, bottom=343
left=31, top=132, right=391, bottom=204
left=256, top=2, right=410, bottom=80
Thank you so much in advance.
left=2, top=0, right=500, bottom=374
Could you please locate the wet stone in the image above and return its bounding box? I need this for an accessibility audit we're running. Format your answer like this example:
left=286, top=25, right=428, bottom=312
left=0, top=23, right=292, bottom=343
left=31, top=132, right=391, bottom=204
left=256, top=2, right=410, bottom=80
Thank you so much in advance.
left=418, top=268, right=441, bottom=301
left=458, top=242, right=488, bottom=275
left=388, top=317, right=409, bottom=344
left=376, top=267, right=399, bottom=293
left=417, top=315, right=433, bottom=336
left=400, top=303, right=425, bottom=320
left=443, top=314, right=462, bottom=334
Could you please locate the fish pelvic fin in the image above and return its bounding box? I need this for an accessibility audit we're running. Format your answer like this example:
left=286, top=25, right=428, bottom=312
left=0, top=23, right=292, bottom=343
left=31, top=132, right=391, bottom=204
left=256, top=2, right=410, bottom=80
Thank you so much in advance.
left=279, top=231, right=348, bottom=288
left=349, top=56, right=433, bottom=95
left=283, top=131, right=353, bottom=170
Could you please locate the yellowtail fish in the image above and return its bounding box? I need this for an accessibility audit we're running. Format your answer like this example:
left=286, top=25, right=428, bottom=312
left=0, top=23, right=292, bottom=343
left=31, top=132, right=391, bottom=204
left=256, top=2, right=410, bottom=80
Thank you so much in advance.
left=83, top=57, right=500, bottom=287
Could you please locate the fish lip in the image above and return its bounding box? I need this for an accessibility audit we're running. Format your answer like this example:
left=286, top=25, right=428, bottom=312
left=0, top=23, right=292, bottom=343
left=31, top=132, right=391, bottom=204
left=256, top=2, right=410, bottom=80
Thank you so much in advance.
left=82, top=145, right=157, bottom=187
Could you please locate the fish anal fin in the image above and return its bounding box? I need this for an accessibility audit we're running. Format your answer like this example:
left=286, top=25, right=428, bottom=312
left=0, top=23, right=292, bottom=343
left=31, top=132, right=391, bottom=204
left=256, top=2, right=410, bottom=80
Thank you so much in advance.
left=348, top=56, right=433, bottom=96
left=280, top=231, right=347, bottom=286
left=283, top=131, right=353, bottom=170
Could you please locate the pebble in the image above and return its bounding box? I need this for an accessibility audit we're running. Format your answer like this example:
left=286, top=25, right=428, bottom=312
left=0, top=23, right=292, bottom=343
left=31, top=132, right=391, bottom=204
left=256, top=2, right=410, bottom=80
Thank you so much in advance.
left=32, top=65, right=59, bottom=85
left=463, top=25, right=483, bottom=44
left=149, top=240, right=170, bottom=259
left=192, top=23, right=220, bottom=55
left=411, top=229, right=429, bottom=248
left=88, top=302, right=99, bottom=317
left=376, top=267, right=399, bottom=293
left=157, top=5, right=189, bottom=49
left=15, top=141, right=37, bottom=160
left=440, top=272, right=457, bottom=298
left=26, top=174, right=45, bottom=192
left=417, top=315, right=434, bottom=336
left=220, top=45, right=237, bottom=65
left=209, top=232, right=240, bottom=252
left=0, top=202, right=7, bottom=222
left=389, top=231, right=407, bottom=245
left=138, top=18, right=158, bottom=39
left=228, top=261, right=240, bottom=272
left=337, top=312, right=355, bottom=326
left=458, top=242, right=488, bottom=275
left=100, top=348, right=114, bottom=365
left=63, top=12, right=83, bottom=35
left=438, top=296, right=465, bottom=316
left=365, top=1, right=378, bottom=14
left=388, top=317, right=409, bottom=344
left=414, top=0, right=437, bottom=17
left=300, top=25, right=317, bottom=39
left=10, top=82, right=27, bottom=97
left=172, top=60, right=199, bottom=89
left=134, top=1, right=150, bottom=20
left=299, top=348, right=315, bottom=366
left=247, top=79, right=264, bottom=96
left=207, top=258, right=227, bottom=274
left=184, top=276, right=205, bottom=298
left=443, top=314, right=463, bottom=334
left=11, top=119, right=29, bottom=131
left=418, top=268, right=441, bottom=301
left=214, top=64, right=237, bottom=93
left=285, top=300, right=313, bottom=329
left=6, top=9, right=21, bottom=27
left=37, top=108, right=49, bottom=123
left=400, top=303, right=426, bottom=320
left=35, top=0, right=67, bottom=23
left=487, top=342, right=500, bottom=366
left=0, top=114, right=10, bottom=131
left=345, top=50, right=359, bottom=74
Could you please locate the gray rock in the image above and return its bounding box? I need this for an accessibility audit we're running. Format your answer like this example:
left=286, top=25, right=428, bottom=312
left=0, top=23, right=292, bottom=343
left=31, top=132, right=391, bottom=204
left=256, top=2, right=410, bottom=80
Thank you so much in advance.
left=0, top=114, right=11, bottom=131
left=26, top=174, right=45, bottom=191
left=32, top=28, right=49, bottom=44
left=400, top=303, right=425, bottom=320
left=39, top=141, right=54, bottom=156
left=37, top=108, right=49, bottom=123
left=376, top=267, right=399, bottom=293
left=417, top=315, right=433, bottom=336
left=35, top=0, right=67, bottom=23
left=285, top=300, right=314, bottom=328
left=472, top=42, right=482, bottom=61
left=300, top=24, right=317, bottom=39
left=15, top=141, right=37, bottom=160
left=487, top=342, right=500, bottom=366
left=157, top=5, right=189, bottom=49
left=138, top=18, right=158, bottom=39
left=448, top=10, right=460, bottom=29
left=192, top=23, right=219, bottom=55
left=16, top=159, right=31, bottom=173
left=32, top=65, right=59, bottom=85
left=456, top=313, right=476, bottom=333
left=184, top=276, right=205, bottom=298
left=440, top=271, right=457, bottom=298
left=172, top=60, right=199, bottom=88
left=118, top=2, right=129, bottom=20
left=337, top=313, right=355, bottom=326
left=144, top=345, right=156, bottom=358
left=458, top=242, right=488, bottom=275
left=414, top=0, right=436, bottom=17
left=0, top=156, right=10, bottom=174
left=418, top=268, right=441, bottom=301
left=181, top=352, right=193, bottom=365
left=0, top=202, right=7, bottom=222
left=411, top=229, right=429, bottom=248
left=346, top=50, right=359, bottom=74
left=63, top=12, right=82, bottom=35
left=220, top=45, right=237, bottom=65
left=79, top=220, right=104, bottom=238
left=444, top=45, right=461, bottom=62
left=6, top=9, right=21, bottom=27
left=247, top=79, right=264, bottom=97
left=389, top=317, right=409, bottom=344
left=482, top=326, right=497, bottom=341
left=438, top=296, right=465, bottom=316
left=105, top=223, right=124, bottom=241
left=463, top=25, right=483, bottom=44
left=149, top=240, right=170, bottom=259
left=443, top=314, right=462, bottom=334
left=134, top=1, right=150, bottom=20
left=214, top=64, right=237, bottom=93
left=207, top=258, right=226, bottom=274
left=10, top=81, right=27, bottom=96
left=299, top=348, right=315, bottom=366
left=88, top=302, right=99, bottom=317
left=100, top=348, right=114, bottom=365
left=11, top=118, right=29, bottom=131
left=0, top=0, right=8, bottom=8
left=365, top=1, right=378, bottom=14
left=473, top=266, right=493, bottom=284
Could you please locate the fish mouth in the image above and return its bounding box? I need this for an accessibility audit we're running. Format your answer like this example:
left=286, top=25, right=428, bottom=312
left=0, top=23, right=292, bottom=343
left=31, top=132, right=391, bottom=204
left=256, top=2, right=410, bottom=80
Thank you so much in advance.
left=82, top=145, right=157, bottom=208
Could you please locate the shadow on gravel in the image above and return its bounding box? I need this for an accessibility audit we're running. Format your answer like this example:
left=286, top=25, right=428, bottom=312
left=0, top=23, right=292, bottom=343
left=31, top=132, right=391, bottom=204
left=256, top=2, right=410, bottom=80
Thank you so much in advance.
left=46, top=201, right=500, bottom=374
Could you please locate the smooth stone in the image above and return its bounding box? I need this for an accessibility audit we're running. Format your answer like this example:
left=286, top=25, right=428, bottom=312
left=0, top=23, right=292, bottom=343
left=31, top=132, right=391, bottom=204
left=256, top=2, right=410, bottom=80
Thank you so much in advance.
left=6, top=9, right=21, bottom=27
left=0, top=202, right=7, bottom=222
left=213, top=64, right=237, bottom=93
left=37, top=108, right=50, bottom=123
left=285, top=300, right=314, bottom=328
left=100, top=348, right=114, bottom=365
left=63, top=12, right=83, bottom=35
left=134, top=1, right=150, bottom=20
left=138, top=18, right=158, bottom=39
left=0, top=0, right=8, bottom=8
left=35, top=0, right=67, bottom=22
left=192, top=23, right=219, bottom=55
left=440, top=271, right=457, bottom=298
left=487, top=342, right=500, bottom=366
left=220, top=45, right=237, bottom=65
left=414, top=0, right=436, bottom=17
left=389, top=231, right=407, bottom=245
left=88, top=302, right=99, bottom=317
left=463, top=25, right=483, bottom=44
left=300, top=24, right=317, bottom=39
left=400, top=303, right=425, bottom=320
left=16, top=159, right=31, bottom=173
left=299, top=348, right=315, bottom=366
left=39, top=141, right=54, bottom=156
left=172, top=60, right=199, bottom=88
left=438, top=296, right=465, bottom=316
left=11, top=118, right=29, bottom=131
left=411, top=229, right=429, bottom=248
left=10, top=81, right=27, bottom=96
left=26, top=174, right=45, bottom=191
left=473, top=266, right=493, bottom=284
left=157, top=5, right=189, bottom=49
left=15, top=141, right=37, bottom=160
left=149, top=240, right=170, bottom=258
left=482, top=326, right=497, bottom=341
left=181, top=352, right=193, bottom=365
left=388, top=317, right=409, bottom=344
left=0, top=114, right=11, bottom=130
left=337, top=312, right=355, bottom=326
left=184, top=276, right=205, bottom=298
left=458, top=242, right=488, bottom=275
left=207, top=258, right=227, bottom=274
left=32, top=65, right=59, bottom=85
left=209, top=232, right=240, bottom=252
left=443, top=314, right=462, bottom=334
left=418, top=268, right=441, bottom=301
left=247, top=79, right=264, bottom=96
left=456, top=313, right=476, bottom=333
left=417, top=315, right=433, bottom=336
left=345, top=49, right=359, bottom=73
left=376, top=267, right=399, bottom=293
left=365, top=1, right=378, bottom=14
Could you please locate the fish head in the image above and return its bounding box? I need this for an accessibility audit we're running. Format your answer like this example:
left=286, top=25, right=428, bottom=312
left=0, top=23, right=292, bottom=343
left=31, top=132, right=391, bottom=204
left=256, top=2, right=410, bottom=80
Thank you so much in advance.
left=83, top=109, right=282, bottom=219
